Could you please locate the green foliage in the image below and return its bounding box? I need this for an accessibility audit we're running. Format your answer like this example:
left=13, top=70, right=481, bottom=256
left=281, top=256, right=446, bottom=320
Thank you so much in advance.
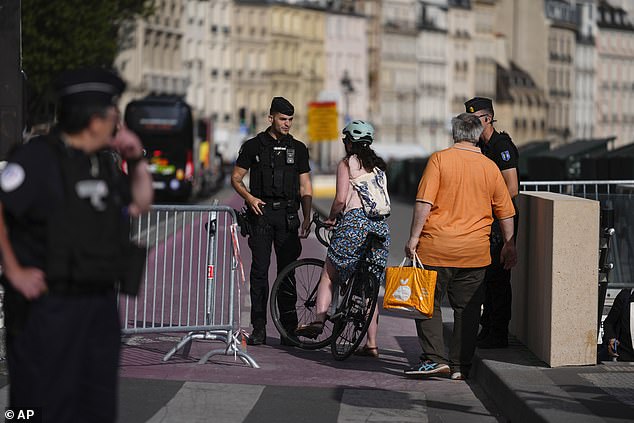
left=21, top=0, right=154, bottom=124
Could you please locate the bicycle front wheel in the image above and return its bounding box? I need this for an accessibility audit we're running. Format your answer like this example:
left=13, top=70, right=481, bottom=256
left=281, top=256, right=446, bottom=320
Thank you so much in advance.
left=270, top=258, right=334, bottom=349
left=330, top=271, right=380, bottom=360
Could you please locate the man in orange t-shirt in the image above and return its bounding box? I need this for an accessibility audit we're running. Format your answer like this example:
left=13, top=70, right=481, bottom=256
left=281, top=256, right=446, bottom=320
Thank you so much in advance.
left=403, top=113, right=517, bottom=380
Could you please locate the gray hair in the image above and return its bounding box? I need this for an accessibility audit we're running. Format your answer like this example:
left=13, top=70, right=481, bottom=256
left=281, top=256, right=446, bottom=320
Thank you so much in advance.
left=451, top=113, right=483, bottom=144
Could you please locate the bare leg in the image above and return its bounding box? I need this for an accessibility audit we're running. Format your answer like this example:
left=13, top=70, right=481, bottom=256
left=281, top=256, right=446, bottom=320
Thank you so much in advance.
left=364, top=304, right=379, bottom=348
left=315, top=258, right=338, bottom=322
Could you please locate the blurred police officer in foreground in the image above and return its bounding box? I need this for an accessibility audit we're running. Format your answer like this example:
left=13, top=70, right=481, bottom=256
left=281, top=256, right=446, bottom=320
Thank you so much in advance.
left=0, top=68, right=153, bottom=422
left=231, top=97, right=312, bottom=346
left=465, top=97, right=519, bottom=349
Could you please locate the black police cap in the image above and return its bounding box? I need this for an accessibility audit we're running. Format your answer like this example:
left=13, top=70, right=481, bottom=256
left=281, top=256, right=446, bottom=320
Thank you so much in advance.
left=270, top=96, right=294, bottom=116
left=465, top=97, right=494, bottom=115
left=55, top=68, right=126, bottom=107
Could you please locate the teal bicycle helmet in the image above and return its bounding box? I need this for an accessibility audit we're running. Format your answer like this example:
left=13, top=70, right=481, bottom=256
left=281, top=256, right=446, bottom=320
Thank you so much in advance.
left=343, top=120, right=374, bottom=144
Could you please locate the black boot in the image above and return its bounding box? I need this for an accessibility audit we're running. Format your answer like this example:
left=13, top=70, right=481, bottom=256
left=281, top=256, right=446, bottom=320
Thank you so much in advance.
left=278, top=324, right=298, bottom=346
left=477, top=333, right=508, bottom=349
left=280, top=336, right=296, bottom=347
left=247, top=326, right=267, bottom=346
left=476, top=327, right=490, bottom=342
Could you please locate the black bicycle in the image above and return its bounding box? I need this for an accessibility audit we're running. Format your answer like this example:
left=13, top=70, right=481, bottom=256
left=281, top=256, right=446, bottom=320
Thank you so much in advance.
left=270, top=212, right=384, bottom=360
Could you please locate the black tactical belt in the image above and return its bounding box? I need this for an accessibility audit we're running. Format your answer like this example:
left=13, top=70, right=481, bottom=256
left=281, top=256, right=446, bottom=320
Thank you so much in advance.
left=262, top=199, right=297, bottom=210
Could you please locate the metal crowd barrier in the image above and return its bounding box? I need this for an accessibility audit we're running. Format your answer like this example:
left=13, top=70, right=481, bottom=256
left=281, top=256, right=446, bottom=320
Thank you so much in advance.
left=119, top=204, right=258, bottom=368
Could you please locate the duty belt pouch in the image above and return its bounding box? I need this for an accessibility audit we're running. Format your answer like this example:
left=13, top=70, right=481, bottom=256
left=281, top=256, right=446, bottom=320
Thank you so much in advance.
left=286, top=212, right=300, bottom=231
left=119, top=242, right=147, bottom=296
left=235, top=207, right=251, bottom=237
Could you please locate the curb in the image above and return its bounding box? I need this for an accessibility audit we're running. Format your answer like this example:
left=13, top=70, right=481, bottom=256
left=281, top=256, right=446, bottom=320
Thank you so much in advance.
left=471, top=340, right=605, bottom=423
left=471, top=350, right=550, bottom=423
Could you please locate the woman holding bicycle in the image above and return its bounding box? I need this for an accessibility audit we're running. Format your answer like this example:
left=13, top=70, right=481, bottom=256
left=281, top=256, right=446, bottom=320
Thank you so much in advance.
left=295, top=120, right=390, bottom=357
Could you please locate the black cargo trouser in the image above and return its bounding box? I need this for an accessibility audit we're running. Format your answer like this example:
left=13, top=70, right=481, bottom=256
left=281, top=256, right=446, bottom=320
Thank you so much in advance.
left=6, top=290, right=120, bottom=423
left=247, top=205, right=301, bottom=331
left=480, top=219, right=515, bottom=338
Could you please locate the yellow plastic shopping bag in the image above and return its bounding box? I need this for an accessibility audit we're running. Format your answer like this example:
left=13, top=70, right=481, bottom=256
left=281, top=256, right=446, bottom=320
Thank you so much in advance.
left=383, top=253, right=437, bottom=319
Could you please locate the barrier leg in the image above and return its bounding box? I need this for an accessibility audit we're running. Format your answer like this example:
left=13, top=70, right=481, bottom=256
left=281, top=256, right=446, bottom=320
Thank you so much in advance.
left=163, top=330, right=229, bottom=362
left=198, top=331, right=260, bottom=368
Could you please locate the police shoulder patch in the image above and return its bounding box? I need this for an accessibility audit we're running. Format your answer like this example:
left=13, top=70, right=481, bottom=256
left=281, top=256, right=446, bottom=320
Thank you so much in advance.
left=501, top=150, right=511, bottom=162
left=0, top=163, right=26, bottom=192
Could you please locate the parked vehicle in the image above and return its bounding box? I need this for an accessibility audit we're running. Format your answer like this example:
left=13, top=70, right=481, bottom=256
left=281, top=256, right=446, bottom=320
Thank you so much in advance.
left=124, top=96, right=223, bottom=201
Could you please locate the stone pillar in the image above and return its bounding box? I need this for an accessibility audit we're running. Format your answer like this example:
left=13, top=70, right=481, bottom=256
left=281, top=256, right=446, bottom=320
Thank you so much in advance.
left=510, top=192, right=599, bottom=367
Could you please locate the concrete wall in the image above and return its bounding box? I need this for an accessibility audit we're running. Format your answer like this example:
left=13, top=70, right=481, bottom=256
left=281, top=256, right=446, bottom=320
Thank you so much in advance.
left=510, top=192, right=599, bottom=367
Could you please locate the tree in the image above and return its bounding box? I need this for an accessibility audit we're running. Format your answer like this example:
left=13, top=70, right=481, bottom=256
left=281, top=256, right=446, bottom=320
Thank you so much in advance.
left=21, top=0, right=154, bottom=125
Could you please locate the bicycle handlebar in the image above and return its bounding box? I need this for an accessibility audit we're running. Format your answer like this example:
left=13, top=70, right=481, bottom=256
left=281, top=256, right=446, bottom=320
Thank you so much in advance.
left=312, top=212, right=332, bottom=248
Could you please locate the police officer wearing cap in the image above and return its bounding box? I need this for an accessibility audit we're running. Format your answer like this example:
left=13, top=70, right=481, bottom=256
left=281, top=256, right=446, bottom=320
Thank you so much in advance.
left=0, top=68, right=153, bottom=422
left=465, top=97, right=519, bottom=349
left=231, top=97, right=312, bottom=346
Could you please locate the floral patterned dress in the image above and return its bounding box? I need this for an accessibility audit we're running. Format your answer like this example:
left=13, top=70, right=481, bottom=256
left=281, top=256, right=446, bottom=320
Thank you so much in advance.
left=327, top=208, right=390, bottom=284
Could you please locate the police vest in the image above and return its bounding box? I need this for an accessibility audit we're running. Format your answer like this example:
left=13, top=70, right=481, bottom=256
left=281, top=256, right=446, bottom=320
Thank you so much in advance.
left=45, top=137, right=130, bottom=292
left=249, top=133, right=300, bottom=205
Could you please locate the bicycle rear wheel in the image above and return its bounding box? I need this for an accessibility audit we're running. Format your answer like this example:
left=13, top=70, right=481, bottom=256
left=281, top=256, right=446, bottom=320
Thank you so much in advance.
left=330, top=271, right=380, bottom=360
left=270, top=258, right=334, bottom=349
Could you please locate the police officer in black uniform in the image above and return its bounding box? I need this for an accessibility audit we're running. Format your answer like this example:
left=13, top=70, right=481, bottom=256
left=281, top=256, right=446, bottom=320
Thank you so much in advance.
left=0, top=68, right=153, bottom=422
left=465, top=97, right=519, bottom=349
left=231, top=97, right=312, bottom=346
left=603, top=288, right=634, bottom=362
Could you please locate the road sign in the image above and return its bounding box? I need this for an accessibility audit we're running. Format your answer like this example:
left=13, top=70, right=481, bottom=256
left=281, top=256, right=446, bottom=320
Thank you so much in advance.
left=308, top=101, right=338, bottom=142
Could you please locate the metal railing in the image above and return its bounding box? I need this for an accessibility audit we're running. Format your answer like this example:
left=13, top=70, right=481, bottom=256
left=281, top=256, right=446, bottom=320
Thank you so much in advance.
left=520, top=180, right=634, bottom=199
left=520, top=180, right=634, bottom=289
left=119, top=204, right=258, bottom=368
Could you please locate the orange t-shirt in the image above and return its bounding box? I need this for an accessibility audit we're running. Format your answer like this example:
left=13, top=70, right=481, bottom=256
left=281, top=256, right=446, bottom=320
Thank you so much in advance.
left=415, top=144, right=515, bottom=268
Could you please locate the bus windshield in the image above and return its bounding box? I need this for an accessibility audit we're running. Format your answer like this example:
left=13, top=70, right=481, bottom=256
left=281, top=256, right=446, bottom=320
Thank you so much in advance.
left=124, top=98, right=196, bottom=200
left=125, top=98, right=194, bottom=151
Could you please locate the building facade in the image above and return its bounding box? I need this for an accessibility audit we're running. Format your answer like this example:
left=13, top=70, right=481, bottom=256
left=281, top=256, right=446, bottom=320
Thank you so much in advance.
left=596, top=0, right=634, bottom=147
left=379, top=0, right=419, bottom=144
left=545, top=0, right=577, bottom=144
left=183, top=0, right=208, bottom=119
left=268, top=4, right=325, bottom=143
left=447, top=0, right=476, bottom=115
left=233, top=2, right=270, bottom=135
left=352, top=0, right=383, bottom=124
left=495, top=62, right=548, bottom=144
left=324, top=11, right=369, bottom=127
left=495, top=0, right=578, bottom=145
left=472, top=0, right=499, bottom=99
left=205, top=0, right=236, bottom=157
left=574, top=0, right=598, bottom=140
left=115, top=0, right=188, bottom=107
left=418, top=0, right=450, bottom=151
left=114, top=0, right=634, bottom=164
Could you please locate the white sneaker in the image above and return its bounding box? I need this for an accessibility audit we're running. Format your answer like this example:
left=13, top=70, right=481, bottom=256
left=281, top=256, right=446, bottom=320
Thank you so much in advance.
left=404, top=360, right=450, bottom=376
left=451, top=371, right=466, bottom=380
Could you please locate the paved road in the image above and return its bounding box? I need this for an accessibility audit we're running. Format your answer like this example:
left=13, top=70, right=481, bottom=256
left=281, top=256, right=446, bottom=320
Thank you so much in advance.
left=109, top=188, right=504, bottom=422
left=1, top=187, right=632, bottom=422
left=114, top=311, right=503, bottom=422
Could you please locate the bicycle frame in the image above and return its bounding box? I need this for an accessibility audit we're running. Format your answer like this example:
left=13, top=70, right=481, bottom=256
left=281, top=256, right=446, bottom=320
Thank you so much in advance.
left=310, top=212, right=383, bottom=322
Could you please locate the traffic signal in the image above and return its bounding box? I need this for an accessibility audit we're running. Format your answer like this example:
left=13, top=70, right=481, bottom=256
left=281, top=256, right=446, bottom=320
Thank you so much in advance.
left=238, top=107, right=246, bottom=124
